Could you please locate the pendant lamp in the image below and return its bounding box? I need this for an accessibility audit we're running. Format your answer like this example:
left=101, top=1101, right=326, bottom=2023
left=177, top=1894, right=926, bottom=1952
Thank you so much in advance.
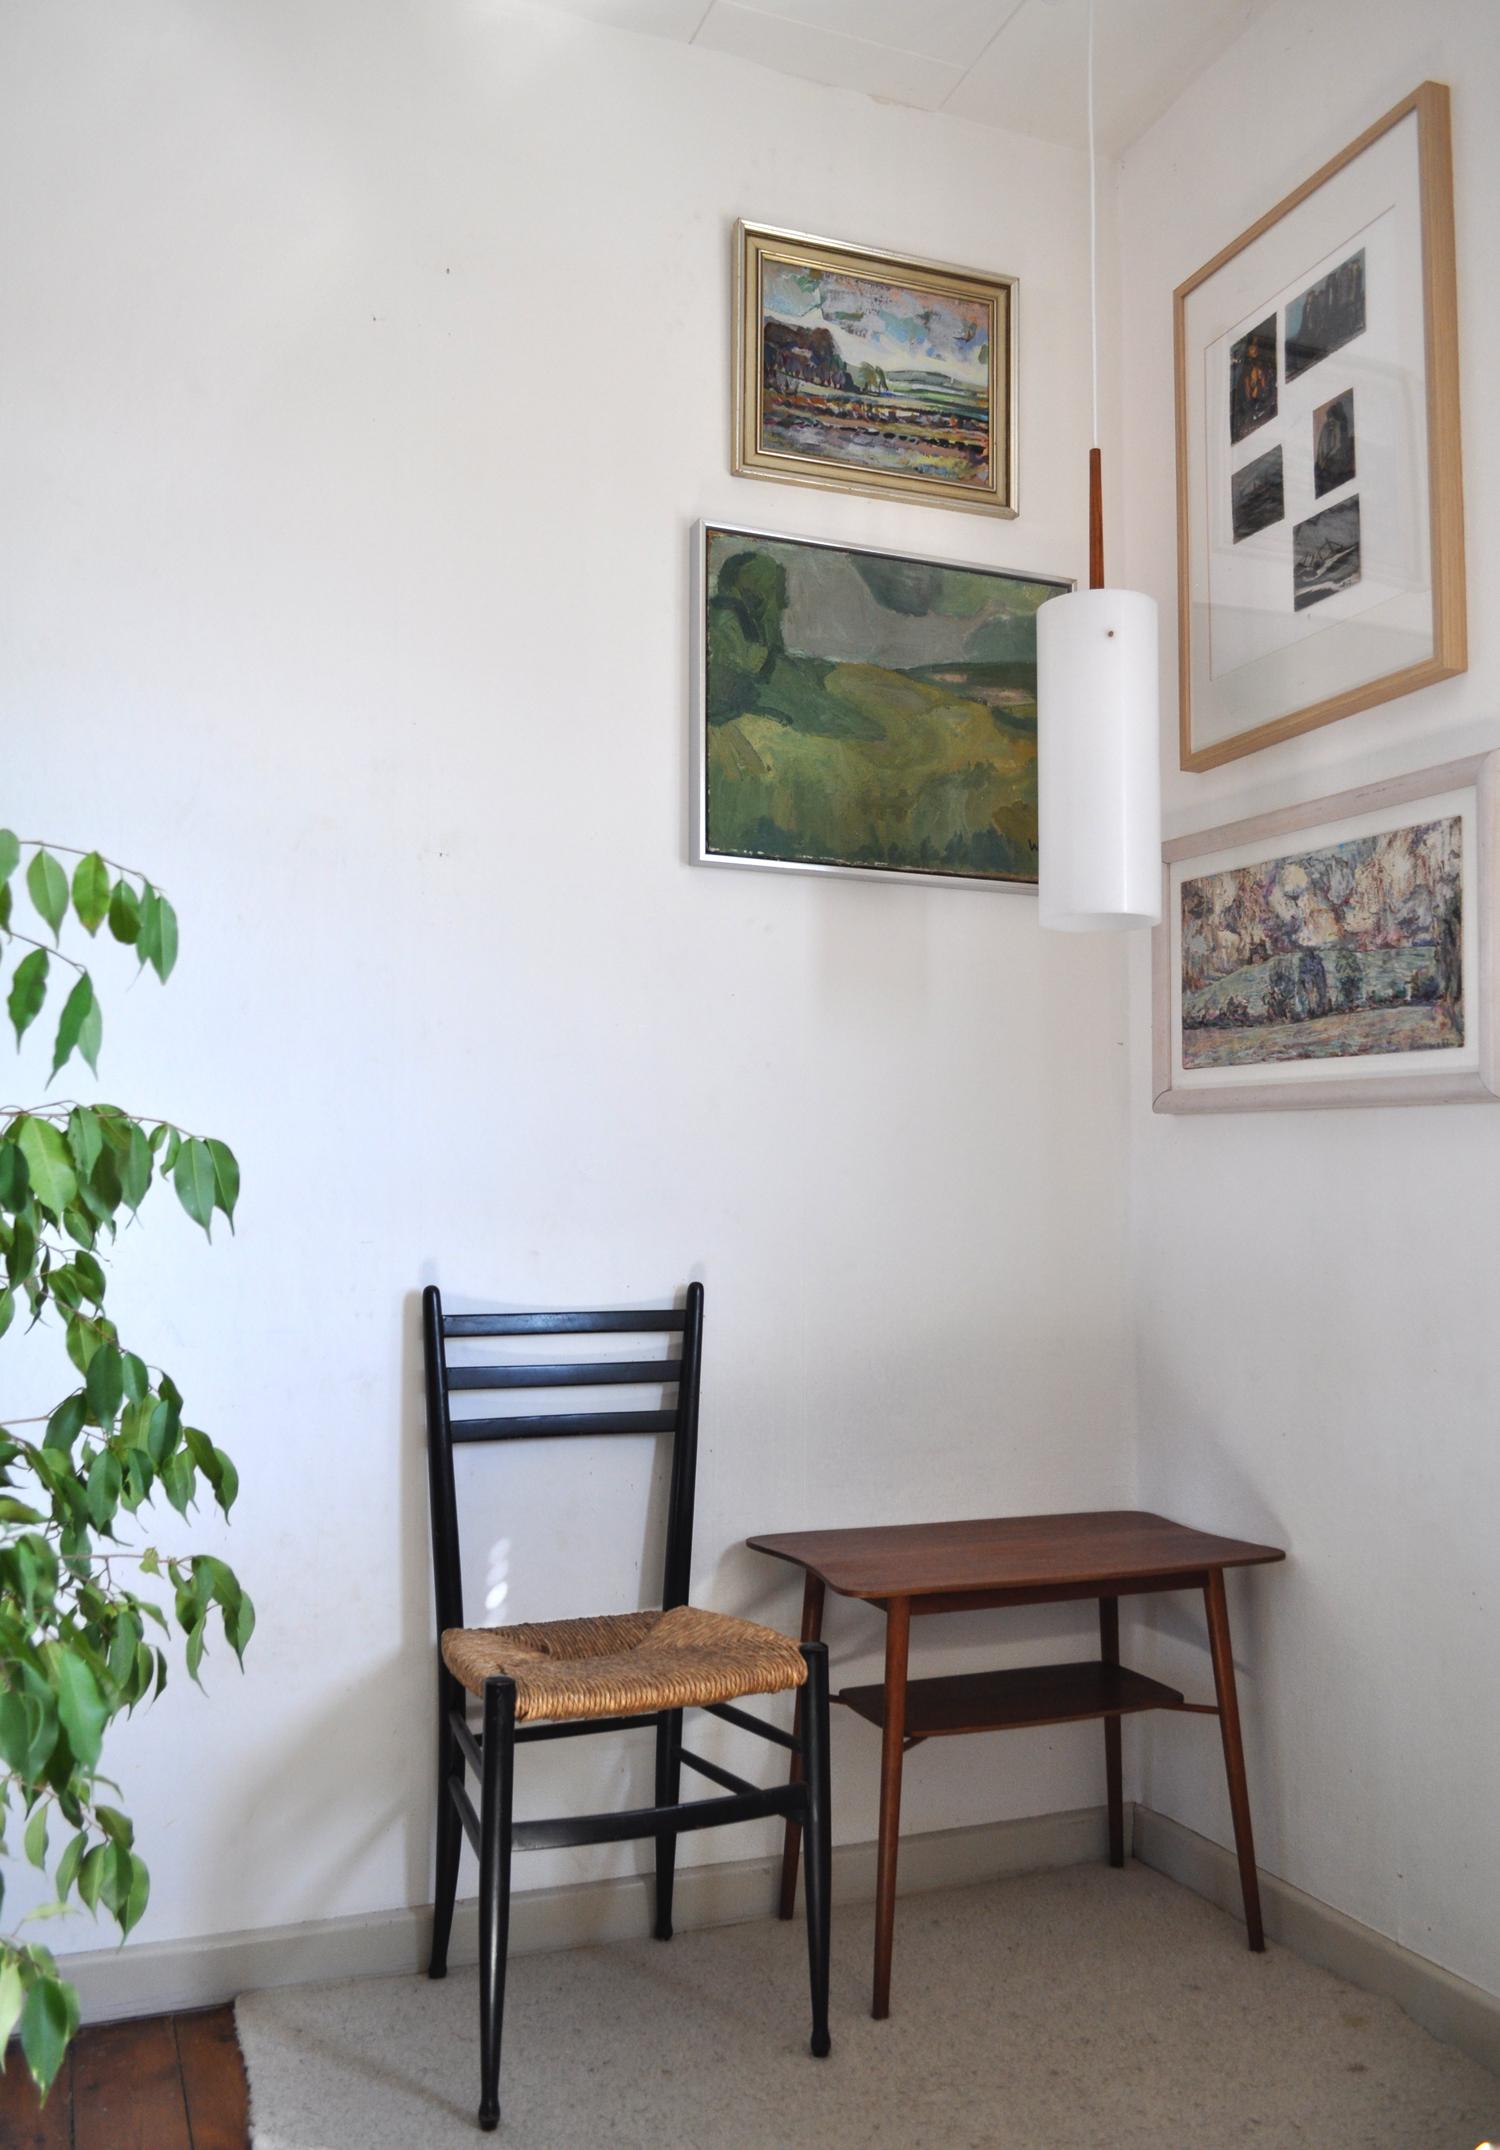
left=1037, top=0, right=1161, bottom=932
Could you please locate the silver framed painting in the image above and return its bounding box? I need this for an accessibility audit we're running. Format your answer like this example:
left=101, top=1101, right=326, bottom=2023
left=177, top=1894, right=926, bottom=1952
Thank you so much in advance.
left=692, top=521, right=1069, bottom=891
left=1152, top=753, right=1500, bottom=1114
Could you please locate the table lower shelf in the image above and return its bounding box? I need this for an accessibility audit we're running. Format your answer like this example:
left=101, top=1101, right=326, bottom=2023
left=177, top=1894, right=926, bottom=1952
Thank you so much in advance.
left=838, top=1659, right=1188, bottom=1738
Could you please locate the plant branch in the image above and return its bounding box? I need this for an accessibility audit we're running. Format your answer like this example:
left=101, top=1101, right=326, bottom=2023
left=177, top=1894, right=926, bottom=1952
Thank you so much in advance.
left=12, top=841, right=165, bottom=891
left=0, top=932, right=86, bottom=975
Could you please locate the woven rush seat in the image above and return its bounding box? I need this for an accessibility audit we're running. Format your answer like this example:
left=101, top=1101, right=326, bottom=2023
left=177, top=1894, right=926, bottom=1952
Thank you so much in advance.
left=441, top=1604, right=809, bottom=1724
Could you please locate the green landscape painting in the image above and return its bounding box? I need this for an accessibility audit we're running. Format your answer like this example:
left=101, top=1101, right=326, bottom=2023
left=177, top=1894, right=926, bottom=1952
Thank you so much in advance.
left=700, top=527, right=1065, bottom=885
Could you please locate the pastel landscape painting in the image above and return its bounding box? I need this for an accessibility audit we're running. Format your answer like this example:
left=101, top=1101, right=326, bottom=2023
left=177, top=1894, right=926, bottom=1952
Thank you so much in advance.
left=759, top=258, right=993, bottom=488
left=1180, top=817, right=1463, bottom=1068
left=703, top=529, right=1063, bottom=884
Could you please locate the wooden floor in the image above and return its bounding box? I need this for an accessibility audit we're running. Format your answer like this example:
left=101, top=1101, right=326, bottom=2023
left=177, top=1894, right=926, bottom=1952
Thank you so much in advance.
left=0, top=2005, right=249, bottom=2150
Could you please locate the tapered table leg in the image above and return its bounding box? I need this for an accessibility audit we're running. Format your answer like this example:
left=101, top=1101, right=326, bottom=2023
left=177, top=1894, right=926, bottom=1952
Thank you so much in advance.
left=1099, top=1595, right=1125, bottom=1867
left=872, top=1594, right=911, bottom=2020
left=1204, top=1567, right=1265, bottom=1951
left=778, top=1573, right=826, bottom=1920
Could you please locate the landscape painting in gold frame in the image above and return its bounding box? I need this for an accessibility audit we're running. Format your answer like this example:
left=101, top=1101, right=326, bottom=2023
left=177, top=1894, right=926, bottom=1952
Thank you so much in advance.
left=1174, top=82, right=1465, bottom=772
left=734, top=221, right=1017, bottom=519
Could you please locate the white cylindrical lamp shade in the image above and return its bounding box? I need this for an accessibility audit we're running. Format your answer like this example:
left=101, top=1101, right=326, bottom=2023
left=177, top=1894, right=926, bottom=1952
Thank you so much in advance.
left=1037, top=586, right=1162, bottom=931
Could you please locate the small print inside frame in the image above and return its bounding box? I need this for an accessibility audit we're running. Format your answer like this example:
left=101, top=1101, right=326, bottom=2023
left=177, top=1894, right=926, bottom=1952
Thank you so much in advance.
left=1152, top=754, right=1499, bottom=1114
left=1175, top=82, right=1465, bottom=772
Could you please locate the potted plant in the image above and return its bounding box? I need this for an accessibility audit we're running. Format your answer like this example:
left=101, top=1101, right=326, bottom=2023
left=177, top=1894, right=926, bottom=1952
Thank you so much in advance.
left=0, top=834, right=250, bottom=2094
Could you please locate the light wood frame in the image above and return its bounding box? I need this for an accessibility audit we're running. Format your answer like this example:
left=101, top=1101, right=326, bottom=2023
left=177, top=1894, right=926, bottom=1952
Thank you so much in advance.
left=733, top=221, right=1018, bottom=519
left=1174, top=81, right=1466, bottom=773
left=1152, top=753, right=1500, bottom=1114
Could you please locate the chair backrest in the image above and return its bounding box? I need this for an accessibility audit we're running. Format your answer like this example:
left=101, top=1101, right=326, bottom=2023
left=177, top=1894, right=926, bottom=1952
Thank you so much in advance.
left=421, top=1282, right=704, bottom=1637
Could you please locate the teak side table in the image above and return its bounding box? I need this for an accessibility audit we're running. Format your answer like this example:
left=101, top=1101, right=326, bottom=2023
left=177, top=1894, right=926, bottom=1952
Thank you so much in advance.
left=747, top=1509, right=1286, bottom=2018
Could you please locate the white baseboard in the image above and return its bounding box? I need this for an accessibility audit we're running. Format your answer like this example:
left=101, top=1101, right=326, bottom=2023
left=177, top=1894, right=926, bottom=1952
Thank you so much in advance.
left=55, top=1802, right=1113, bottom=2024
left=1132, top=1803, right=1500, bottom=2080
left=54, top=1796, right=1500, bottom=2086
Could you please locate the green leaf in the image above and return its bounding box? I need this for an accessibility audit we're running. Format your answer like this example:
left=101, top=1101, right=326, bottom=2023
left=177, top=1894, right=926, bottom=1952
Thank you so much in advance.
left=19, top=1973, right=76, bottom=2095
left=71, top=853, right=110, bottom=935
left=0, top=1287, right=13, bottom=1339
left=0, top=1495, right=43, bottom=1523
left=173, top=1138, right=216, bottom=1237
left=66, top=1107, right=102, bottom=1181
left=24, top=1801, right=48, bottom=1870
left=0, top=1140, right=29, bottom=1209
left=160, top=1450, right=195, bottom=1517
left=93, top=1805, right=133, bottom=1849
left=212, top=1447, right=239, bottom=1514
left=55, top=1831, right=86, bottom=1902
left=121, top=1853, right=150, bottom=1936
left=84, top=1448, right=122, bottom=1529
left=26, top=851, right=69, bottom=943
left=84, top=1342, right=124, bottom=1428
left=76, top=1842, right=106, bottom=1912
left=0, top=828, right=19, bottom=884
left=7, top=947, right=48, bottom=1045
left=119, top=1124, right=151, bottom=1211
left=144, top=890, right=178, bottom=982
left=0, top=1960, right=24, bottom=2058
left=6, top=1206, right=37, bottom=1285
left=206, top=1138, right=239, bottom=1226
left=50, top=972, right=101, bottom=1079
left=106, top=878, right=140, bottom=946
left=51, top=1653, right=106, bottom=1770
left=15, top=1118, right=77, bottom=1217
left=121, top=1352, right=149, bottom=1408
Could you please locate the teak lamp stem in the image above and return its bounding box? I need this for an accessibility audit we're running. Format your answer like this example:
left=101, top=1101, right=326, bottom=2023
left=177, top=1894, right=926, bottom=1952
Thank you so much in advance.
left=1089, top=445, right=1105, bottom=591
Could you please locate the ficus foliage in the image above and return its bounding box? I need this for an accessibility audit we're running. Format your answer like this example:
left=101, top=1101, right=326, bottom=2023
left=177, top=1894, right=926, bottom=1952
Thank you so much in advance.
left=0, top=834, right=249, bottom=2096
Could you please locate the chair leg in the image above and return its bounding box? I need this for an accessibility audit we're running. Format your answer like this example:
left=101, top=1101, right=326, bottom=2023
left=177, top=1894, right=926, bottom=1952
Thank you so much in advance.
left=653, top=1706, right=683, bottom=1941
left=430, top=1672, right=464, bottom=1979
left=800, top=1642, right=832, bottom=2059
left=478, top=1675, right=516, bottom=2132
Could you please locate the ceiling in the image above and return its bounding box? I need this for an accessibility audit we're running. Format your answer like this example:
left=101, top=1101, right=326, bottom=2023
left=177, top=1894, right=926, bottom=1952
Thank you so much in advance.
left=525, top=0, right=1276, bottom=153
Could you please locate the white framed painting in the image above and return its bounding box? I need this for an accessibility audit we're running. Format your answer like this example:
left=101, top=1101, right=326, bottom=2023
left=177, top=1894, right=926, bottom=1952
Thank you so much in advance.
left=1152, top=753, right=1499, bottom=1114
left=1174, top=82, right=1466, bottom=772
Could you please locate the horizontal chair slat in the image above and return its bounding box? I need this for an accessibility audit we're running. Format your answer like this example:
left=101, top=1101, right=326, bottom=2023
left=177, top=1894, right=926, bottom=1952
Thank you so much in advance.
left=510, top=1783, right=800, bottom=1852
left=447, top=1360, right=682, bottom=1392
left=448, top=1409, right=679, bottom=1442
left=443, top=1310, right=686, bottom=1337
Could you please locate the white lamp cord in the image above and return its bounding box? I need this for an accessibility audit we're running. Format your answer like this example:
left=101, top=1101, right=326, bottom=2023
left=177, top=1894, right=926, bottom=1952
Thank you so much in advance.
left=1088, top=0, right=1098, bottom=452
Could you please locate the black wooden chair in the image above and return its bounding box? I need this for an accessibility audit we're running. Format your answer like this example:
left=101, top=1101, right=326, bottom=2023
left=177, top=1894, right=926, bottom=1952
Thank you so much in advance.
left=422, top=1281, right=832, bottom=2131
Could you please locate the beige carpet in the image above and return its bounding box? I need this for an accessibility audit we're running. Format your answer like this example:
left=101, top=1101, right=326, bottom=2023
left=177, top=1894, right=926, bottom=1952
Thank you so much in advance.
left=236, top=1863, right=1499, bottom=2148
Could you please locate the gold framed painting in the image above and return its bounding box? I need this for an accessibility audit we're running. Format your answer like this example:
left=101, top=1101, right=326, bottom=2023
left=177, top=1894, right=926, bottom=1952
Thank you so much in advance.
left=1175, top=81, right=1466, bottom=772
left=733, top=221, right=1018, bottom=518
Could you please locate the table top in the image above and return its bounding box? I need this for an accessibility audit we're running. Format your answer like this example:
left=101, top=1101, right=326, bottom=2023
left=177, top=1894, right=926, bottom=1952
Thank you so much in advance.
left=746, top=1509, right=1285, bottom=1601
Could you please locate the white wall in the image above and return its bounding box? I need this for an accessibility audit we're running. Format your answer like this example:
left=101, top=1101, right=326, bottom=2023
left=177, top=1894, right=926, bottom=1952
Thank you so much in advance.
left=1118, top=0, right=1500, bottom=1999
left=0, top=0, right=1136, bottom=1960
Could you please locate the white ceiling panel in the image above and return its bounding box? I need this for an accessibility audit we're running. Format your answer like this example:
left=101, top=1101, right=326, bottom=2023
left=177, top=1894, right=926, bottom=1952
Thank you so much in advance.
left=694, top=2, right=966, bottom=111
left=526, top=0, right=711, bottom=36
left=522, top=0, right=1280, bottom=156
left=944, top=0, right=1276, bottom=149
left=726, top=0, right=1021, bottom=71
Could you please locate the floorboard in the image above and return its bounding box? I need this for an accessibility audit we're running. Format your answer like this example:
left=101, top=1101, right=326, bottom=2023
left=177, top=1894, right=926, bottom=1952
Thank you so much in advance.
left=175, top=2005, right=251, bottom=2150
left=0, top=2045, right=71, bottom=2150
left=1, top=2005, right=249, bottom=2150
left=71, top=2014, right=193, bottom=2150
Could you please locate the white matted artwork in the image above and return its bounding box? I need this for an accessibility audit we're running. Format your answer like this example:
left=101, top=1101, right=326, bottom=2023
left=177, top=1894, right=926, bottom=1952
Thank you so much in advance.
left=1152, top=753, right=1499, bottom=1114
left=1175, top=82, right=1465, bottom=772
